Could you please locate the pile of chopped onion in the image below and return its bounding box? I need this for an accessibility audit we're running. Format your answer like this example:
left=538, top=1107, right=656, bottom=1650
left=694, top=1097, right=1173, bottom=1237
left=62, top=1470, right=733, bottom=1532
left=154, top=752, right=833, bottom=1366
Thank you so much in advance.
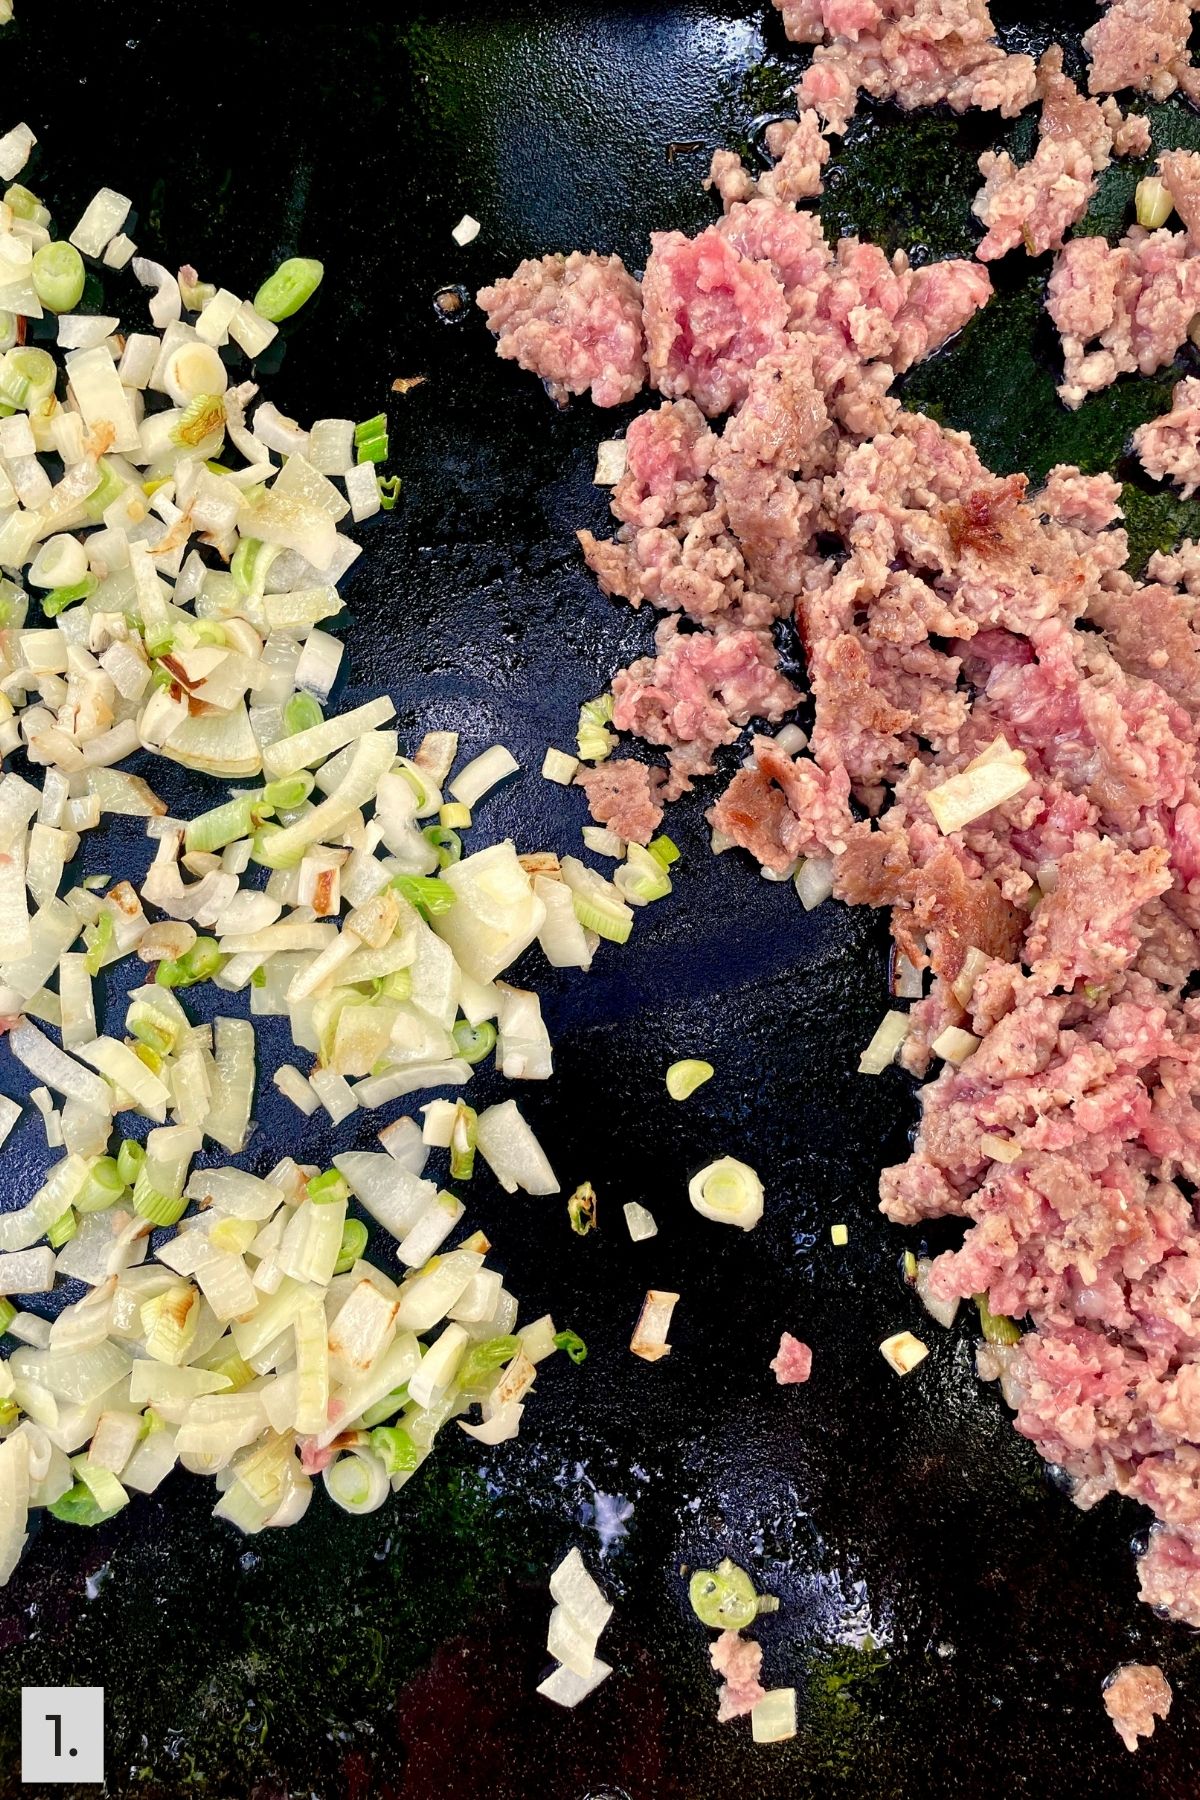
left=538, top=1546, right=614, bottom=1707
left=0, top=127, right=667, bottom=1585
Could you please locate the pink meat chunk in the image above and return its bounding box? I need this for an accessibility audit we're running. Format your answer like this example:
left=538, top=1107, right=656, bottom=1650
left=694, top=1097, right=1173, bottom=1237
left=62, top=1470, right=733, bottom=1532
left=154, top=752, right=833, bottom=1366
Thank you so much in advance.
left=1103, top=1663, right=1173, bottom=1752
left=972, top=139, right=1097, bottom=261
left=1090, top=567, right=1200, bottom=717
left=612, top=624, right=801, bottom=799
left=770, top=1331, right=814, bottom=1384
left=1138, top=1525, right=1200, bottom=1625
left=1084, top=0, right=1192, bottom=100
left=574, top=759, right=666, bottom=846
left=1024, top=841, right=1172, bottom=991
left=1134, top=375, right=1200, bottom=497
left=710, top=1630, right=766, bottom=1722
left=1159, top=148, right=1200, bottom=242
left=1047, top=229, right=1200, bottom=409
left=642, top=228, right=789, bottom=417
left=476, top=251, right=646, bottom=408
left=709, top=735, right=854, bottom=873
left=787, top=0, right=1037, bottom=129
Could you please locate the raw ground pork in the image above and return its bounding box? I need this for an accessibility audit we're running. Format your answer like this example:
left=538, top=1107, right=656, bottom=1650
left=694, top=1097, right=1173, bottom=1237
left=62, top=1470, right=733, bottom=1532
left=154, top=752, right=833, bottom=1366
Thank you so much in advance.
left=772, top=0, right=1037, bottom=131
left=710, top=1629, right=766, bottom=1722
left=971, top=49, right=1149, bottom=262
left=1047, top=225, right=1200, bottom=408
left=1103, top=1663, right=1173, bottom=1751
left=476, top=251, right=646, bottom=407
left=770, top=1331, right=814, bottom=1383
left=1083, top=0, right=1197, bottom=103
left=1134, top=375, right=1200, bottom=495
left=480, top=34, right=1200, bottom=1638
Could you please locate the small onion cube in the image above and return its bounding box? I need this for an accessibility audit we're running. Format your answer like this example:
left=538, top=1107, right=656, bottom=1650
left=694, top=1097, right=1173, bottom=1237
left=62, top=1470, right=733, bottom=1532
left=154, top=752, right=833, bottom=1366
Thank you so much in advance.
left=930, top=1025, right=980, bottom=1065
left=537, top=1655, right=611, bottom=1709
left=69, top=187, right=132, bottom=258
left=926, top=739, right=1031, bottom=835
left=549, top=1546, right=613, bottom=1642
left=880, top=1330, right=929, bottom=1376
left=631, top=1289, right=678, bottom=1362
left=858, top=1010, right=910, bottom=1076
left=541, top=747, right=579, bottom=785
left=0, top=122, right=35, bottom=182
left=831, top=1223, right=848, bottom=1246
left=751, top=1688, right=797, bottom=1745
left=451, top=214, right=481, bottom=246
left=593, top=438, right=627, bottom=485
left=623, top=1201, right=658, bottom=1242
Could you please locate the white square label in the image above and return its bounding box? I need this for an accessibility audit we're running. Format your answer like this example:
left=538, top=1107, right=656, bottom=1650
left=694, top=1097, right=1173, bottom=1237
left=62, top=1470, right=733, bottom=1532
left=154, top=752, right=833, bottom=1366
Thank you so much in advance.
left=20, top=1687, right=104, bottom=1784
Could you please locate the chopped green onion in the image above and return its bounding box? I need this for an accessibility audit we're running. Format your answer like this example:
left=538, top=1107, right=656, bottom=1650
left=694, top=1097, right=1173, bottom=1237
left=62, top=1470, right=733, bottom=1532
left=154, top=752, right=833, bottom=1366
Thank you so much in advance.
left=0, top=1298, right=15, bottom=1335
left=42, top=576, right=97, bottom=617
left=253, top=256, right=325, bottom=322
left=567, top=1181, right=597, bottom=1236
left=116, top=1140, right=145, bottom=1187
left=357, top=433, right=389, bottom=465
left=648, top=834, right=680, bottom=868
left=8, top=347, right=56, bottom=406
left=974, top=1293, right=1021, bottom=1346
left=371, top=969, right=412, bottom=1002
left=230, top=536, right=281, bottom=601
left=449, top=1101, right=477, bottom=1182
left=135, top=1042, right=164, bottom=1076
left=155, top=936, right=223, bottom=989
left=47, top=1207, right=78, bottom=1249
left=553, top=1328, right=588, bottom=1364
left=571, top=890, right=632, bottom=945
left=389, top=873, right=455, bottom=918
left=262, top=771, right=315, bottom=811
left=377, top=475, right=402, bottom=511
left=334, top=1218, right=368, bottom=1274
left=82, top=909, right=114, bottom=976
left=170, top=393, right=226, bottom=449
left=422, top=824, right=462, bottom=868
left=577, top=693, right=616, bottom=764
left=0, top=1397, right=17, bottom=1431
left=131, top=1171, right=188, bottom=1228
left=307, top=1169, right=350, bottom=1206
left=369, top=1424, right=423, bottom=1477
left=689, top=1559, right=759, bottom=1631
left=250, top=965, right=267, bottom=988
left=189, top=619, right=228, bottom=647
left=451, top=1019, right=495, bottom=1064
left=283, top=691, right=324, bottom=736
left=688, top=1156, right=763, bottom=1231
left=127, top=1009, right=176, bottom=1055
left=666, top=1059, right=714, bottom=1101
left=48, top=1479, right=120, bottom=1527
left=32, top=240, right=85, bottom=313
left=360, top=1386, right=409, bottom=1429
left=6, top=184, right=44, bottom=222
left=83, top=458, right=128, bottom=523
left=75, top=1156, right=125, bottom=1215
left=183, top=795, right=266, bottom=855
left=903, top=1250, right=918, bottom=1282
left=354, top=414, right=389, bottom=464
left=0, top=364, right=27, bottom=410
left=144, top=620, right=174, bottom=658
left=456, top=1334, right=522, bottom=1390
left=618, top=842, right=672, bottom=904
